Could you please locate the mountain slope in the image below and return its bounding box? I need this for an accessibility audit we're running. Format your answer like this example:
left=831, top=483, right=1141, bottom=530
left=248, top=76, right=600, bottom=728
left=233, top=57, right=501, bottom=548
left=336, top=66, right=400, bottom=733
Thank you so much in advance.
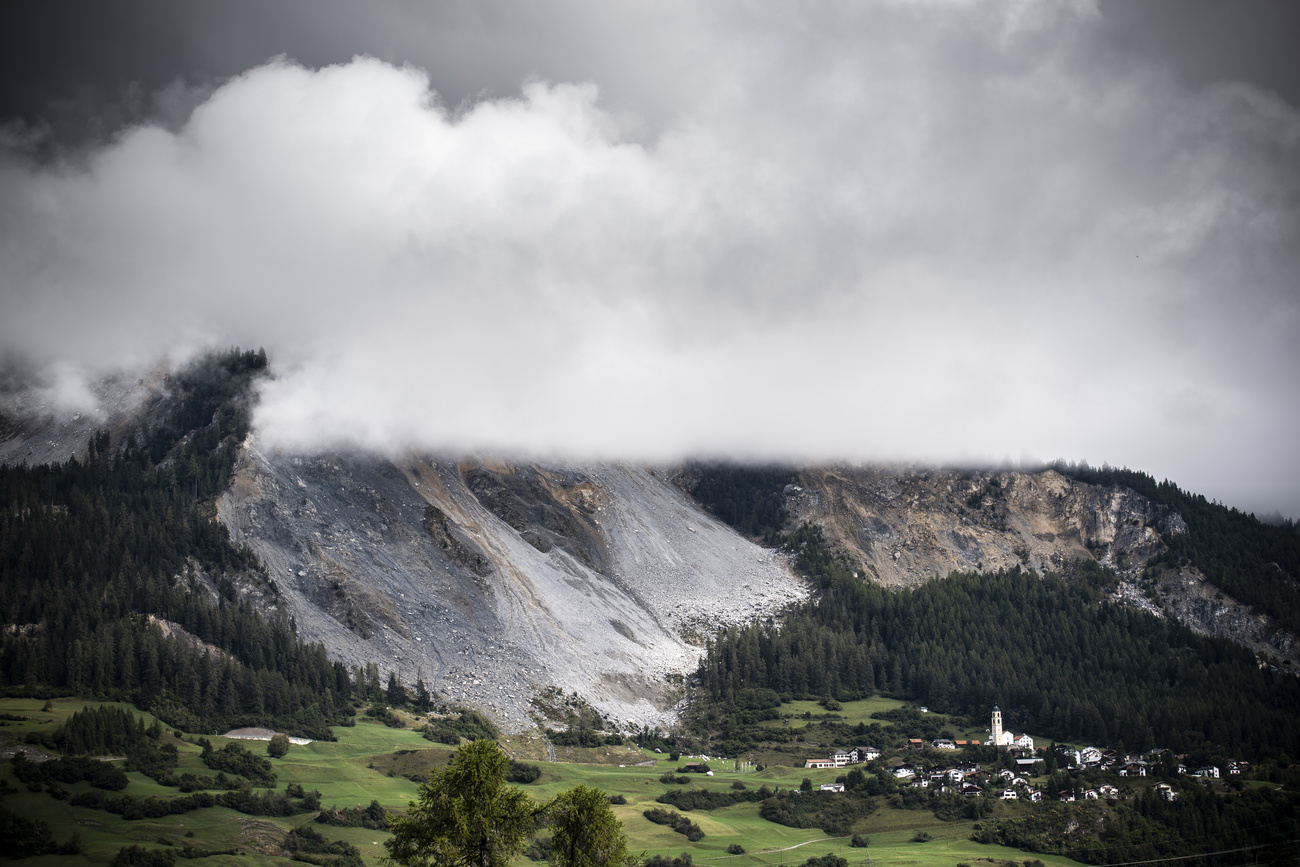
left=216, top=445, right=805, bottom=731
left=5, top=357, right=1296, bottom=734
left=784, top=464, right=1299, bottom=668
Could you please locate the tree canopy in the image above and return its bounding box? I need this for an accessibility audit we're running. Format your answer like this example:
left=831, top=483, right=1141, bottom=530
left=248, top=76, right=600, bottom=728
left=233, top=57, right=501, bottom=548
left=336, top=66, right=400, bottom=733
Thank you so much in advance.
left=385, top=740, right=539, bottom=867
left=548, top=784, right=632, bottom=867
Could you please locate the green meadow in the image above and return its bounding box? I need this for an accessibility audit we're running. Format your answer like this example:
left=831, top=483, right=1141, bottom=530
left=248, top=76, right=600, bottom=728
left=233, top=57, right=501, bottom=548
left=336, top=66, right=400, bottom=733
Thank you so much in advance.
left=0, top=697, right=1076, bottom=867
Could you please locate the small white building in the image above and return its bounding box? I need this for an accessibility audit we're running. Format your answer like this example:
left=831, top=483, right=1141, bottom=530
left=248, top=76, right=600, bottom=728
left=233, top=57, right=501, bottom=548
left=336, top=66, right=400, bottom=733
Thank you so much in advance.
left=853, top=746, right=881, bottom=763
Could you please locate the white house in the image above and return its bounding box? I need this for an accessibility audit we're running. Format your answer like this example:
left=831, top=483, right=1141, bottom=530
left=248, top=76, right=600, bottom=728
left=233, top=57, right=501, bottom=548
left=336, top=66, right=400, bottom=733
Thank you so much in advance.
left=853, top=746, right=881, bottom=763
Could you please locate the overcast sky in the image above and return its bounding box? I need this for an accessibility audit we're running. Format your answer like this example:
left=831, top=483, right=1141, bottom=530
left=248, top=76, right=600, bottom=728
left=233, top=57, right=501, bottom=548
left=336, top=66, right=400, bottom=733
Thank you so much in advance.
left=1, top=0, right=1297, bottom=519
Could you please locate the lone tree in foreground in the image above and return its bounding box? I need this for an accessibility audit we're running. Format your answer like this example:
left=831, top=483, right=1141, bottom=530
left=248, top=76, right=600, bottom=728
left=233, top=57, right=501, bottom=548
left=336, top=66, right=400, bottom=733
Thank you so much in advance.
left=384, top=739, right=539, bottom=867
left=548, top=784, right=633, bottom=867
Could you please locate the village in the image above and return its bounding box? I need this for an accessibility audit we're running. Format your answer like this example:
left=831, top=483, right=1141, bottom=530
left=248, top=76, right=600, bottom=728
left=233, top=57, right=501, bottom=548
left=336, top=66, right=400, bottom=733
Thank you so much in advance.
left=800, top=707, right=1246, bottom=803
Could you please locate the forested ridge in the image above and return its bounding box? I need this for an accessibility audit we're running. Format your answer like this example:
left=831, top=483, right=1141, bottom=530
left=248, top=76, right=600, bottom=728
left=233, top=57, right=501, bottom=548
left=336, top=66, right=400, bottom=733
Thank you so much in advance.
left=0, top=350, right=354, bottom=737
left=688, top=467, right=1300, bottom=762
left=1052, top=461, right=1300, bottom=632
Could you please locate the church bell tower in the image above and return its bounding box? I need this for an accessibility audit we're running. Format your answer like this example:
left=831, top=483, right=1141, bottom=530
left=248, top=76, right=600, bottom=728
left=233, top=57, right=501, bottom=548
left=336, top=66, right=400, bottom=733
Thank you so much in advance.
left=991, top=706, right=1004, bottom=747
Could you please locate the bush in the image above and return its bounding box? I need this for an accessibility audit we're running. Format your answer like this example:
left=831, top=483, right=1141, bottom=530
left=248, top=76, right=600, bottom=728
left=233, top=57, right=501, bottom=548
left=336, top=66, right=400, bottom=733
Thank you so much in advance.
left=850, top=834, right=870, bottom=847
left=267, top=734, right=290, bottom=758
left=642, top=807, right=704, bottom=841
left=507, top=761, right=541, bottom=783
left=609, top=794, right=627, bottom=805
left=315, top=800, right=389, bottom=829
left=12, top=753, right=129, bottom=791
left=727, top=844, right=746, bottom=854
left=803, top=857, right=847, bottom=867
left=656, top=786, right=771, bottom=811
left=759, top=789, right=879, bottom=837
left=422, top=709, right=499, bottom=745
left=643, top=855, right=693, bottom=867
left=911, top=830, right=932, bottom=843
left=200, top=740, right=276, bottom=787
left=111, top=845, right=176, bottom=866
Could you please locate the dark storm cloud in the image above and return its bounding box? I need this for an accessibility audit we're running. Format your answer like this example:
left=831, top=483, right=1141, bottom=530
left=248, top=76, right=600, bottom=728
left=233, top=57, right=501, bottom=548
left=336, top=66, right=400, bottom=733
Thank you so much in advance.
left=1097, top=0, right=1300, bottom=108
left=1, top=2, right=1297, bottom=519
left=0, top=0, right=707, bottom=147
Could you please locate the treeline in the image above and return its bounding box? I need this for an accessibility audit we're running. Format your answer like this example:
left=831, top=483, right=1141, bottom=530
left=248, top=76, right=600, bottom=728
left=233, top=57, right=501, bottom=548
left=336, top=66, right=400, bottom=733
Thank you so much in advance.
left=973, top=783, right=1299, bottom=866
left=68, top=782, right=321, bottom=820
left=687, top=462, right=793, bottom=543
left=1052, top=461, right=1300, bottom=632
left=696, top=523, right=1300, bottom=760
left=0, top=350, right=354, bottom=737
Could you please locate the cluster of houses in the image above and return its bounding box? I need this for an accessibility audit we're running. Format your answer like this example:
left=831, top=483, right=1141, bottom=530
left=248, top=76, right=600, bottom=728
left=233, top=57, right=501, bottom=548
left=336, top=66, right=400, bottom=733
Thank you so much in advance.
left=801, top=707, right=1246, bottom=803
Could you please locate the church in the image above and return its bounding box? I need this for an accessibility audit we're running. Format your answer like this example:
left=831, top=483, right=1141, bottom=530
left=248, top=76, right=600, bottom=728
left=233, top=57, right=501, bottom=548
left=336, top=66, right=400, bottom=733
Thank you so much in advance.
left=991, top=706, right=1034, bottom=750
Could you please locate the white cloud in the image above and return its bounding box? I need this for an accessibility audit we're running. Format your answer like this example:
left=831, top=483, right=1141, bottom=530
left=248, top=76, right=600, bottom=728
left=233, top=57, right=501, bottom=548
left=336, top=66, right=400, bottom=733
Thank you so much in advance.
left=1, top=1, right=1297, bottom=515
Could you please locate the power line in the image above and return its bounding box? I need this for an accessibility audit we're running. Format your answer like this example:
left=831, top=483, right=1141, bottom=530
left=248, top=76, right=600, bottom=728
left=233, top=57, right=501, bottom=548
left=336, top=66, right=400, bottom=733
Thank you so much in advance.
left=1089, top=839, right=1299, bottom=867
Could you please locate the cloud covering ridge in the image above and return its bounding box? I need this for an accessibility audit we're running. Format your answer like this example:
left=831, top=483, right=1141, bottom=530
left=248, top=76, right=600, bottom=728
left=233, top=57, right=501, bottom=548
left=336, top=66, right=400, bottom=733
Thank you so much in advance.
left=1, top=1, right=1297, bottom=515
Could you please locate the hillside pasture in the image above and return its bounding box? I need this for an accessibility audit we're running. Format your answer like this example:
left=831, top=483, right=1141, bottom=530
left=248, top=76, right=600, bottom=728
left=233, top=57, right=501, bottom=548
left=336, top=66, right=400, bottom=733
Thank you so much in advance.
left=1, top=698, right=1080, bottom=867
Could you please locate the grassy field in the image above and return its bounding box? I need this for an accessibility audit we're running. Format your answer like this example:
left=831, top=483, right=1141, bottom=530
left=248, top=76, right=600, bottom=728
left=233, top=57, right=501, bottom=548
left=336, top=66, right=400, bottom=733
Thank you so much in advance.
left=0, top=697, right=1079, bottom=867
left=758, top=696, right=912, bottom=730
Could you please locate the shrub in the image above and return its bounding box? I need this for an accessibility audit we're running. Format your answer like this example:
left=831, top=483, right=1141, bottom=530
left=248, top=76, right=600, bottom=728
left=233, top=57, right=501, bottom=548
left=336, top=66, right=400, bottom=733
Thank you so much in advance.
left=315, top=799, right=389, bottom=829
left=850, top=834, right=870, bottom=847
left=727, top=843, right=746, bottom=854
left=641, top=808, right=703, bottom=841
left=609, top=794, right=627, bottom=805
left=911, top=830, right=932, bottom=843
left=110, top=845, right=176, bottom=866
left=422, top=709, right=499, bottom=745
left=266, top=734, right=290, bottom=758
left=199, top=740, right=276, bottom=787
left=507, top=761, right=541, bottom=783
left=803, top=856, right=847, bottom=867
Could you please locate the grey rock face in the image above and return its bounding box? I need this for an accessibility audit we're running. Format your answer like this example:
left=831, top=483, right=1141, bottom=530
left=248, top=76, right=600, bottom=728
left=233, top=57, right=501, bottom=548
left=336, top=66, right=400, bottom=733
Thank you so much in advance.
left=216, top=445, right=807, bottom=731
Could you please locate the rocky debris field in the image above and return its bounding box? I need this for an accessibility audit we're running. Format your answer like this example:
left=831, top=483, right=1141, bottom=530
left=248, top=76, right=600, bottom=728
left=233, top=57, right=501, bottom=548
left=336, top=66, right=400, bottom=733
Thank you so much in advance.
left=217, top=446, right=807, bottom=732
left=0, top=364, right=169, bottom=467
